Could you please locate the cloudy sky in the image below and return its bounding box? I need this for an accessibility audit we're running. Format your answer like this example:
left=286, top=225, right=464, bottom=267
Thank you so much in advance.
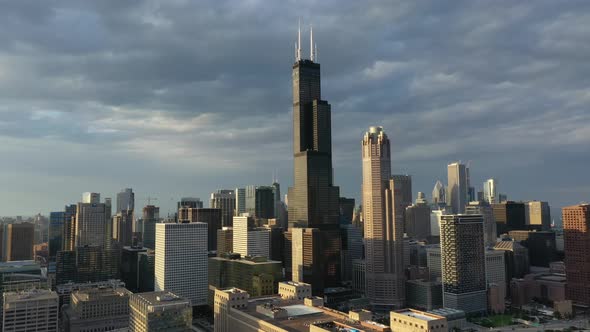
left=1, top=0, right=589, bottom=218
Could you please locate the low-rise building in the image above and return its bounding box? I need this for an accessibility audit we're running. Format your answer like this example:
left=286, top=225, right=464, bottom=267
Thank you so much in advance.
left=405, top=279, right=443, bottom=311
left=62, top=286, right=131, bottom=332
left=426, top=308, right=466, bottom=331
left=278, top=281, right=312, bottom=300
left=390, top=309, right=447, bottom=332
left=3, top=289, right=58, bottom=332
left=129, top=291, right=192, bottom=332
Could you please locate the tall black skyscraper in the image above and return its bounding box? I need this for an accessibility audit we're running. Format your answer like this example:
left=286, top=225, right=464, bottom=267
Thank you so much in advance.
left=287, top=26, right=341, bottom=292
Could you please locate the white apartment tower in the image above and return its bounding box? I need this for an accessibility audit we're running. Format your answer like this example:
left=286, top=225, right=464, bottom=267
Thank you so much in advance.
left=361, top=126, right=405, bottom=309
left=155, top=222, right=208, bottom=306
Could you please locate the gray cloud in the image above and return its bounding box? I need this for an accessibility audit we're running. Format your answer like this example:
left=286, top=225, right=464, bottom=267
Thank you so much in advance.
left=0, top=0, right=589, bottom=216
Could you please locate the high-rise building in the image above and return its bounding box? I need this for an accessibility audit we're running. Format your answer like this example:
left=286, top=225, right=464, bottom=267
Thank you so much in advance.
left=75, top=193, right=108, bottom=247
left=5, top=223, right=34, bottom=262
left=155, top=222, right=208, bottom=306
left=483, top=179, right=498, bottom=204
left=339, top=197, right=355, bottom=225
left=465, top=201, right=497, bottom=247
left=141, top=205, right=159, bottom=249
left=217, top=227, right=233, bottom=257
left=49, top=212, right=65, bottom=259
left=210, top=190, right=236, bottom=227
left=405, top=192, right=431, bottom=240
left=440, top=214, right=487, bottom=314
left=177, top=197, right=203, bottom=210
left=112, top=209, right=134, bottom=246
left=2, top=289, right=58, bottom=332
left=485, top=249, right=506, bottom=312
left=492, top=201, right=526, bottom=235
left=391, top=175, right=413, bottom=210
left=189, top=208, right=222, bottom=251
left=290, top=228, right=323, bottom=293
left=509, top=230, right=556, bottom=267
left=232, top=216, right=270, bottom=258
left=62, top=286, right=131, bottom=332
left=55, top=245, right=121, bottom=285
left=138, top=250, right=155, bottom=293
left=244, top=186, right=275, bottom=220
left=432, top=180, right=446, bottom=207
left=340, top=223, right=363, bottom=282
left=235, top=188, right=246, bottom=216
left=525, top=201, right=551, bottom=231
left=562, top=204, right=590, bottom=306
left=121, top=246, right=148, bottom=293
left=287, top=39, right=341, bottom=291
left=116, top=188, right=135, bottom=213
left=271, top=182, right=283, bottom=226
left=447, top=162, right=468, bottom=214
left=63, top=204, right=77, bottom=251
left=129, top=291, right=192, bottom=332
left=361, top=126, right=405, bottom=309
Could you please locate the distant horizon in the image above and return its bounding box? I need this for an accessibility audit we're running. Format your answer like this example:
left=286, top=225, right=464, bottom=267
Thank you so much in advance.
left=1, top=1, right=588, bottom=216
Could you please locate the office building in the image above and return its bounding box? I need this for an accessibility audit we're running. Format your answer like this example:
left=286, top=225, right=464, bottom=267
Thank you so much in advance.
left=116, top=188, right=134, bottom=213
left=141, top=205, right=159, bottom=249
left=405, top=279, right=443, bottom=311
left=509, top=230, right=556, bottom=267
left=209, top=254, right=282, bottom=297
left=138, top=250, right=155, bottom=292
left=465, top=201, right=497, bottom=247
left=485, top=249, right=506, bottom=311
left=213, top=287, right=388, bottom=332
left=56, top=246, right=120, bottom=286
left=63, top=204, right=77, bottom=251
left=217, top=227, right=233, bottom=257
left=49, top=212, right=65, bottom=259
left=235, top=188, right=246, bottom=216
left=431, top=180, right=446, bottom=207
left=287, top=40, right=342, bottom=291
left=55, top=279, right=124, bottom=311
left=244, top=185, right=275, bottom=220
left=440, top=215, right=486, bottom=314
left=271, top=182, right=284, bottom=227
left=390, top=309, right=447, bottom=332
left=492, top=201, right=526, bottom=235
left=62, top=286, right=131, bottom=332
left=340, top=223, right=363, bottom=282
left=361, top=126, right=405, bottom=309
left=5, top=223, right=34, bottom=261
left=121, top=246, right=148, bottom=293
left=525, top=201, right=551, bottom=231
left=494, top=239, right=530, bottom=284
left=352, top=259, right=366, bottom=296
left=2, top=289, right=58, bottom=332
left=113, top=209, right=134, bottom=246
left=562, top=204, right=590, bottom=306
left=177, top=197, right=203, bottom=209
left=339, top=197, right=355, bottom=225
left=392, top=175, right=413, bottom=210
left=193, top=208, right=222, bottom=251
left=155, top=222, right=208, bottom=306
left=278, top=281, right=312, bottom=300
left=510, top=270, right=567, bottom=307
left=210, top=189, right=236, bottom=227
left=233, top=216, right=270, bottom=258
left=129, top=291, right=192, bottom=332
left=75, top=193, right=108, bottom=247
left=290, top=227, right=324, bottom=293
left=405, top=193, right=431, bottom=240
left=426, top=308, right=467, bottom=331
left=483, top=179, right=498, bottom=204
left=447, top=162, right=468, bottom=214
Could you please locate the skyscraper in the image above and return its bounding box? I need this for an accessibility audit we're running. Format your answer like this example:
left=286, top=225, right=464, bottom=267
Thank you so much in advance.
left=49, top=212, right=65, bottom=259
left=483, top=179, right=498, bottom=204
left=405, top=192, right=432, bottom=241
left=116, top=188, right=135, bottom=213
left=431, top=180, right=446, bottom=207
left=524, top=201, right=551, bottom=231
left=5, top=223, right=34, bottom=262
left=75, top=193, right=108, bottom=247
left=141, top=205, right=159, bottom=250
left=562, top=204, right=590, bottom=306
left=233, top=216, right=270, bottom=258
left=447, top=162, right=468, bottom=214
left=440, top=214, right=487, bottom=314
left=465, top=201, right=497, bottom=247
left=361, top=126, right=405, bottom=309
left=155, top=222, right=208, bottom=307
left=129, top=291, right=192, bottom=332
left=391, top=175, right=413, bottom=210
left=3, top=289, right=58, bottom=332
left=112, top=209, right=134, bottom=246
left=235, top=188, right=246, bottom=216
left=210, top=189, right=236, bottom=227
left=177, top=197, right=203, bottom=210
left=287, top=28, right=341, bottom=291
left=272, top=182, right=283, bottom=226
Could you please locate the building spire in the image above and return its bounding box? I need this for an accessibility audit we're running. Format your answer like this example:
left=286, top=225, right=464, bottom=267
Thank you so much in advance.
left=296, top=18, right=302, bottom=61
left=310, top=24, right=314, bottom=62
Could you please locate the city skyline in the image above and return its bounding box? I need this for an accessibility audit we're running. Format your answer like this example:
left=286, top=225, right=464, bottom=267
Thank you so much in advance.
left=1, top=1, right=590, bottom=216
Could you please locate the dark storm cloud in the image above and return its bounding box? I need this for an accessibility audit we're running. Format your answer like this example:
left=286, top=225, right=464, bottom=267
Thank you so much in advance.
left=0, top=0, right=589, bottom=215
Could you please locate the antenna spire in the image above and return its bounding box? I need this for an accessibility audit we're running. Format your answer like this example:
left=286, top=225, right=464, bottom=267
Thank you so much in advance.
left=296, top=18, right=302, bottom=61
left=310, top=24, right=314, bottom=62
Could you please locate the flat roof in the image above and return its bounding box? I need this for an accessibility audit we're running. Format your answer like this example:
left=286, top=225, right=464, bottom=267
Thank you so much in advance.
left=395, top=310, right=440, bottom=321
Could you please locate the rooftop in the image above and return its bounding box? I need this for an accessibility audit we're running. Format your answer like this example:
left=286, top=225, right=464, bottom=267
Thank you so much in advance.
left=132, top=291, right=190, bottom=306
left=4, top=289, right=57, bottom=302
left=394, top=309, right=442, bottom=321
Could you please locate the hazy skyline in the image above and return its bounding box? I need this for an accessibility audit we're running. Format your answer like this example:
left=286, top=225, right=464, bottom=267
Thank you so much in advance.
left=1, top=1, right=589, bottom=216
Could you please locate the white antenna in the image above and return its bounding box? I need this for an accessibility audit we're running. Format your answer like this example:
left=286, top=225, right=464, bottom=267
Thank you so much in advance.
left=310, top=24, right=314, bottom=62
left=297, top=19, right=302, bottom=61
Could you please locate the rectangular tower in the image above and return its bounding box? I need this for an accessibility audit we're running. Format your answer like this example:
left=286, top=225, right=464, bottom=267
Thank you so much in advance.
left=440, top=214, right=487, bottom=314
left=562, top=204, right=590, bottom=306
left=287, top=54, right=341, bottom=291
left=447, top=162, right=468, bottom=214
left=155, top=222, right=208, bottom=306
